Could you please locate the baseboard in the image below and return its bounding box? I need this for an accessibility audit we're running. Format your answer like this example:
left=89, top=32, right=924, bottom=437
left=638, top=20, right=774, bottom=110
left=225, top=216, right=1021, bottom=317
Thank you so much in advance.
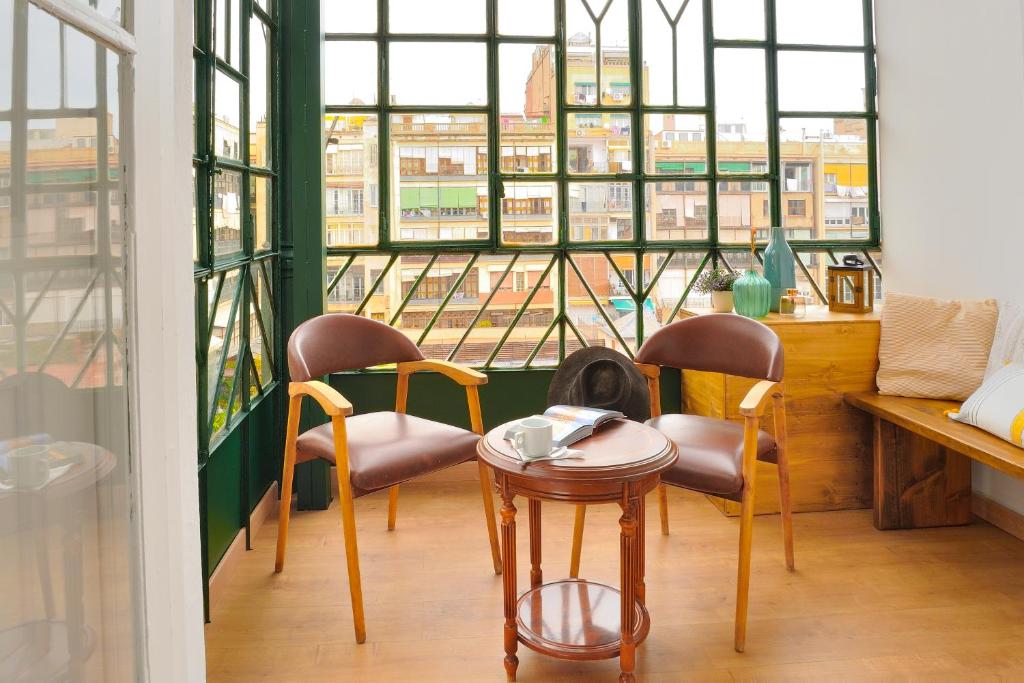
left=972, top=493, right=1024, bottom=543
left=208, top=482, right=279, bottom=614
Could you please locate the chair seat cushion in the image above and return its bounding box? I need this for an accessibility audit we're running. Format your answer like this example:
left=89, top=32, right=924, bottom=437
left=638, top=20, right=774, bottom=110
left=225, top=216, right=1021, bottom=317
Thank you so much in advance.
left=647, top=414, right=778, bottom=502
left=295, top=412, right=480, bottom=496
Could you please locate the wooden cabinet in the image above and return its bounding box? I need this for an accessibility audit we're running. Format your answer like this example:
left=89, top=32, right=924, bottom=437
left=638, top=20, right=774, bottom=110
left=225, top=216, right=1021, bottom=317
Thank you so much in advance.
left=679, top=307, right=881, bottom=516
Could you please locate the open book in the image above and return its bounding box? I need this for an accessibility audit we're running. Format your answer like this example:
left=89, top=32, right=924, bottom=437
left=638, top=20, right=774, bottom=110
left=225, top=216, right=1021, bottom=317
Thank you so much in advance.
left=505, top=405, right=624, bottom=449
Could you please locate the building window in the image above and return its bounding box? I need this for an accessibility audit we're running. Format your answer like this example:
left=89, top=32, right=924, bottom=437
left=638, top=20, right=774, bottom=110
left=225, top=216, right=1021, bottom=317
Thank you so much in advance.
left=788, top=199, right=807, bottom=217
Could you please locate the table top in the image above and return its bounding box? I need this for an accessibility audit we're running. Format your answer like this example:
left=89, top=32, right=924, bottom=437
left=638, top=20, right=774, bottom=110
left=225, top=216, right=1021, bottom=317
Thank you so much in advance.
left=478, top=418, right=676, bottom=486
left=681, top=305, right=881, bottom=326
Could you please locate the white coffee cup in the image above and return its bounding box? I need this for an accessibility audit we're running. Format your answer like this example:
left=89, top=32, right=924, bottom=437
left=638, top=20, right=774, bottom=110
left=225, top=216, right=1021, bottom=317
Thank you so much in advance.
left=4, top=445, right=51, bottom=489
left=511, top=417, right=554, bottom=459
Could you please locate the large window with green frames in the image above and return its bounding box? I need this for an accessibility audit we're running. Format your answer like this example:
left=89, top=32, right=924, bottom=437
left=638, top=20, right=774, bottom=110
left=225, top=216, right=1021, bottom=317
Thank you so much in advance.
left=194, top=0, right=281, bottom=611
left=322, top=0, right=880, bottom=368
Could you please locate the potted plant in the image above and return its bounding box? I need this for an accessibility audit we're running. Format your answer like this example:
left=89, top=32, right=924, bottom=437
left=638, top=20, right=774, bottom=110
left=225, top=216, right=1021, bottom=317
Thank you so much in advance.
left=695, top=268, right=740, bottom=313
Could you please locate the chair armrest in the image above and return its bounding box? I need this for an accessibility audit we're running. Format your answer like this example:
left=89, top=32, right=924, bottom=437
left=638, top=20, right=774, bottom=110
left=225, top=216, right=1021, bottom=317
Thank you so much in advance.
left=739, top=380, right=781, bottom=417
left=634, top=362, right=661, bottom=379
left=396, top=359, right=488, bottom=386
left=289, top=380, right=353, bottom=417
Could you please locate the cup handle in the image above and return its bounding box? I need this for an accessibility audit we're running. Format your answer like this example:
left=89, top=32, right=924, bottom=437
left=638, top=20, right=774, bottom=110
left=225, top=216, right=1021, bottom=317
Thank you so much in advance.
left=513, top=432, right=526, bottom=451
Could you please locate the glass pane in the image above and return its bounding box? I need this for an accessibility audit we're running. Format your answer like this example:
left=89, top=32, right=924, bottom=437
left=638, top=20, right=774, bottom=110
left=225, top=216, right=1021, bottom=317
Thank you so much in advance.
left=641, top=0, right=704, bottom=107
left=325, top=40, right=377, bottom=106
left=568, top=112, right=632, bottom=174
left=499, top=0, right=555, bottom=36
left=776, top=0, right=865, bottom=46
left=780, top=117, right=870, bottom=240
left=391, top=113, right=488, bottom=242
left=778, top=51, right=866, bottom=112
left=214, top=169, right=243, bottom=256
left=645, top=113, right=707, bottom=175
left=252, top=175, right=272, bottom=251
left=250, top=262, right=274, bottom=392
left=389, top=42, right=487, bottom=106
left=566, top=252, right=639, bottom=354
left=27, top=6, right=59, bottom=110
left=715, top=48, right=768, bottom=173
left=501, top=181, right=558, bottom=245
left=1, top=26, right=137, bottom=677
left=712, top=0, right=764, bottom=39
left=499, top=44, right=556, bottom=174
left=64, top=24, right=97, bottom=108
left=214, top=70, right=242, bottom=161
left=193, top=166, right=200, bottom=261
left=250, top=17, right=272, bottom=167
left=568, top=182, right=634, bottom=241
left=325, top=1, right=377, bottom=33
left=325, top=114, right=380, bottom=247
left=209, top=269, right=243, bottom=436
left=389, top=0, right=486, bottom=34
left=645, top=180, right=710, bottom=241
left=215, top=0, right=241, bottom=66
left=717, top=179, right=771, bottom=244
left=644, top=251, right=715, bottom=320
left=566, top=0, right=631, bottom=106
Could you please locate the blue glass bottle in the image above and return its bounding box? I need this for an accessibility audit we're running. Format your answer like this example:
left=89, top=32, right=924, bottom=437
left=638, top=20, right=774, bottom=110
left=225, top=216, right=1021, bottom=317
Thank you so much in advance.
left=733, top=268, right=771, bottom=319
left=763, top=226, right=797, bottom=312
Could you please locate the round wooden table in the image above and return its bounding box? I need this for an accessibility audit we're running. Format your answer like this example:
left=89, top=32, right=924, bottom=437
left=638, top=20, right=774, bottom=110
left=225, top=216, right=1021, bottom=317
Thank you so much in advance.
left=477, top=419, right=677, bottom=683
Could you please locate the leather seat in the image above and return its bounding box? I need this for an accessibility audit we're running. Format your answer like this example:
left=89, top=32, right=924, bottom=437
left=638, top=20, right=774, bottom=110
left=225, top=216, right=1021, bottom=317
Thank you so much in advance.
left=647, top=414, right=778, bottom=502
left=295, top=412, right=480, bottom=497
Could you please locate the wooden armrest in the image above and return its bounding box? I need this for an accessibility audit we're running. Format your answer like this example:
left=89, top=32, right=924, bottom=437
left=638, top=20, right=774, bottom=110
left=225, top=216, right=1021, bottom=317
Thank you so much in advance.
left=634, top=362, right=661, bottom=379
left=396, top=359, right=488, bottom=386
left=739, top=380, right=781, bottom=417
left=289, top=380, right=353, bottom=417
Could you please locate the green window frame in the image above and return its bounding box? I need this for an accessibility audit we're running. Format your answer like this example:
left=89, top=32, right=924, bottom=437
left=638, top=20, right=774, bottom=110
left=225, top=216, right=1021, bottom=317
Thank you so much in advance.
left=322, top=0, right=880, bottom=369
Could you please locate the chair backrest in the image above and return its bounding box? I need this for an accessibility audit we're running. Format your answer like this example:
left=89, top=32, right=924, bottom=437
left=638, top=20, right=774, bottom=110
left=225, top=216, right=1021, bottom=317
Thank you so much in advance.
left=287, top=313, right=424, bottom=381
left=635, top=314, right=784, bottom=381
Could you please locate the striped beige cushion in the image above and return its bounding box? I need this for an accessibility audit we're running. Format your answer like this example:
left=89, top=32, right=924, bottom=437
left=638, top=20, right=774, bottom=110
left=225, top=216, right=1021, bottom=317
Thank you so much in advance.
left=877, top=293, right=999, bottom=401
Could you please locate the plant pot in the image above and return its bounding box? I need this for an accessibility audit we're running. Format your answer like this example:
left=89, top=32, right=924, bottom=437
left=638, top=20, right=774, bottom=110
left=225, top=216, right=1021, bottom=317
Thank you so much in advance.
left=711, top=290, right=734, bottom=313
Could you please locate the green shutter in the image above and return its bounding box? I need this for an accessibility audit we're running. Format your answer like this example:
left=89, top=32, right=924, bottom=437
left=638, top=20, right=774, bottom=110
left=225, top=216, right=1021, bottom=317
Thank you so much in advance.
left=400, top=188, right=418, bottom=210
left=458, top=187, right=477, bottom=208
left=718, top=161, right=752, bottom=172
left=419, top=187, right=438, bottom=208
left=656, top=162, right=685, bottom=172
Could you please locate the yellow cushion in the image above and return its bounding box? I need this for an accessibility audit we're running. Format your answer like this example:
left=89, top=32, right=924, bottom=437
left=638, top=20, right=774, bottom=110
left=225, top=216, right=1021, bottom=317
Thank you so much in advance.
left=949, top=363, right=1024, bottom=449
left=877, top=293, right=999, bottom=401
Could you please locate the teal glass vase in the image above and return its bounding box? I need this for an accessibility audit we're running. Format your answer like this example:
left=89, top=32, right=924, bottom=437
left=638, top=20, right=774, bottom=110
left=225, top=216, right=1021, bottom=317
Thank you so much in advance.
left=733, top=268, right=772, bottom=319
left=763, top=226, right=797, bottom=312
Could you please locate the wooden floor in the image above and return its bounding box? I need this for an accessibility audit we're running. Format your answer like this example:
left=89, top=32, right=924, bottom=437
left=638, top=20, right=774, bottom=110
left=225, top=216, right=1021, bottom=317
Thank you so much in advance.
left=205, top=467, right=1024, bottom=681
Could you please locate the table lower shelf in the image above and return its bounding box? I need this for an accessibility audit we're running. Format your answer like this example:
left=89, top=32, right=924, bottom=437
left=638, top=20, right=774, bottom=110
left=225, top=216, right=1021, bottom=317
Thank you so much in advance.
left=515, top=579, right=650, bottom=661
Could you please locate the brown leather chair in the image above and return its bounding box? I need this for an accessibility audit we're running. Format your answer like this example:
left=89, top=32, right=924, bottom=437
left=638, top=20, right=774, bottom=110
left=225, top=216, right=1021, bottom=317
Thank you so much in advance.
left=569, top=314, right=794, bottom=652
left=274, top=314, right=502, bottom=643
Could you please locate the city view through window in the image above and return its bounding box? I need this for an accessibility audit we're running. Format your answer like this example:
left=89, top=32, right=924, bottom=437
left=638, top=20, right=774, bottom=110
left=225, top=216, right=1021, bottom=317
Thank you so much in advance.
left=311, top=0, right=878, bottom=368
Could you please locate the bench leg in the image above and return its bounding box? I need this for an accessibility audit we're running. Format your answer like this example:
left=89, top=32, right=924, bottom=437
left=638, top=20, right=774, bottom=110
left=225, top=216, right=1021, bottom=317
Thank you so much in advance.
left=873, top=417, right=972, bottom=530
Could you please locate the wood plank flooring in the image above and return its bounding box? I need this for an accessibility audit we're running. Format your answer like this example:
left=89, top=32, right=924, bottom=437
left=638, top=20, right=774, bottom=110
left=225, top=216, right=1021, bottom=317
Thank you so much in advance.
left=205, top=468, right=1024, bottom=681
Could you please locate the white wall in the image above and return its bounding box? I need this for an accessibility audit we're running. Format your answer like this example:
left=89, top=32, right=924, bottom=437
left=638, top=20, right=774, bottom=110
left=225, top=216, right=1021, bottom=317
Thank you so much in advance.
left=876, top=0, right=1024, bottom=514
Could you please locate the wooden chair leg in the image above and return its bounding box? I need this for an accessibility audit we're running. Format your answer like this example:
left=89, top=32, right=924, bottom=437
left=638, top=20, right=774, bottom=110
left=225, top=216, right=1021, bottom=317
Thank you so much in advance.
left=658, top=483, right=670, bottom=535
left=275, top=395, right=301, bottom=574
left=330, top=416, right=366, bottom=644
left=773, top=394, right=795, bottom=571
left=569, top=504, right=586, bottom=578
left=478, top=460, right=503, bottom=575
left=387, top=485, right=399, bottom=531
left=734, top=489, right=755, bottom=653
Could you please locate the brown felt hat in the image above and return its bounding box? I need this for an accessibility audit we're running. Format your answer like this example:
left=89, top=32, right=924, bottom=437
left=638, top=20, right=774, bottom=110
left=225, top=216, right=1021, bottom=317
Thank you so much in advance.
left=546, top=347, right=650, bottom=423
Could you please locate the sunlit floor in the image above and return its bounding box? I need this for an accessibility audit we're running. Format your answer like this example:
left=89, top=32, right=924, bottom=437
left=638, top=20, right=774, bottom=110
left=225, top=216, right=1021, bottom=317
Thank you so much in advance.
left=205, top=465, right=1024, bottom=681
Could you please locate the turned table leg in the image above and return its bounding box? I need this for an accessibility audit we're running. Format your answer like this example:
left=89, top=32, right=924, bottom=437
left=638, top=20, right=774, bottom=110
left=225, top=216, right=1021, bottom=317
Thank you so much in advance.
left=500, top=480, right=519, bottom=682
left=618, top=487, right=640, bottom=683
left=529, top=499, right=542, bottom=589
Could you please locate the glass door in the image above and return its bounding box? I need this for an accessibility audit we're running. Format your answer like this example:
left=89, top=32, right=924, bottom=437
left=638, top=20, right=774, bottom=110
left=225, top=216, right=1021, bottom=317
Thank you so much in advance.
left=0, top=0, right=139, bottom=679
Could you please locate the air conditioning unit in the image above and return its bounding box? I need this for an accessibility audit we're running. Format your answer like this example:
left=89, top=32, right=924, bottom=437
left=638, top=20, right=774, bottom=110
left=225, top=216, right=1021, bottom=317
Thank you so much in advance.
left=661, top=141, right=671, bottom=149
left=575, top=129, right=584, bottom=137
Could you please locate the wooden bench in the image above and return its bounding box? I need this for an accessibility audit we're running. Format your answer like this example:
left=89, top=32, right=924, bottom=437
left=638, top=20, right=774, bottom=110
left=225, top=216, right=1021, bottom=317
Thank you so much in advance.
left=845, top=392, right=1024, bottom=530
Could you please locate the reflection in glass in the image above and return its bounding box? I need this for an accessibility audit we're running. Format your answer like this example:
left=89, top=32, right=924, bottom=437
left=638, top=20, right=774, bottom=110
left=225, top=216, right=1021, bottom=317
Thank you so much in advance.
left=214, top=70, right=241, bottom=161
left=214, top=169, right=243, bottom=256
left=391, top=113, right=488, bottom=242
left=0, top=7, right=136, bottom=676
left=253, top=175, right=272, bottom=251
left=250, top=16, right=272, bottom=167
left=325, top=114, right=380, bottom=247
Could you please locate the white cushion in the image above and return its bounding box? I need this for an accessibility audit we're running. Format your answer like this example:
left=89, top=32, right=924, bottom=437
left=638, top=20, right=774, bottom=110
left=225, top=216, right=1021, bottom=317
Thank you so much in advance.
left=985, top=300, right=1024, bottom=379
left=949, top=363, right=1024, bottom=449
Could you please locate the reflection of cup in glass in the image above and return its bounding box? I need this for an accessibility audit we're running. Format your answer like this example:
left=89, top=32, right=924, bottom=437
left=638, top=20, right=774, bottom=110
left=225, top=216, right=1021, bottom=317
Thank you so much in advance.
left=4, top=445, right=51, bottom=489
left=512, top=417, right=554, bottom=458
